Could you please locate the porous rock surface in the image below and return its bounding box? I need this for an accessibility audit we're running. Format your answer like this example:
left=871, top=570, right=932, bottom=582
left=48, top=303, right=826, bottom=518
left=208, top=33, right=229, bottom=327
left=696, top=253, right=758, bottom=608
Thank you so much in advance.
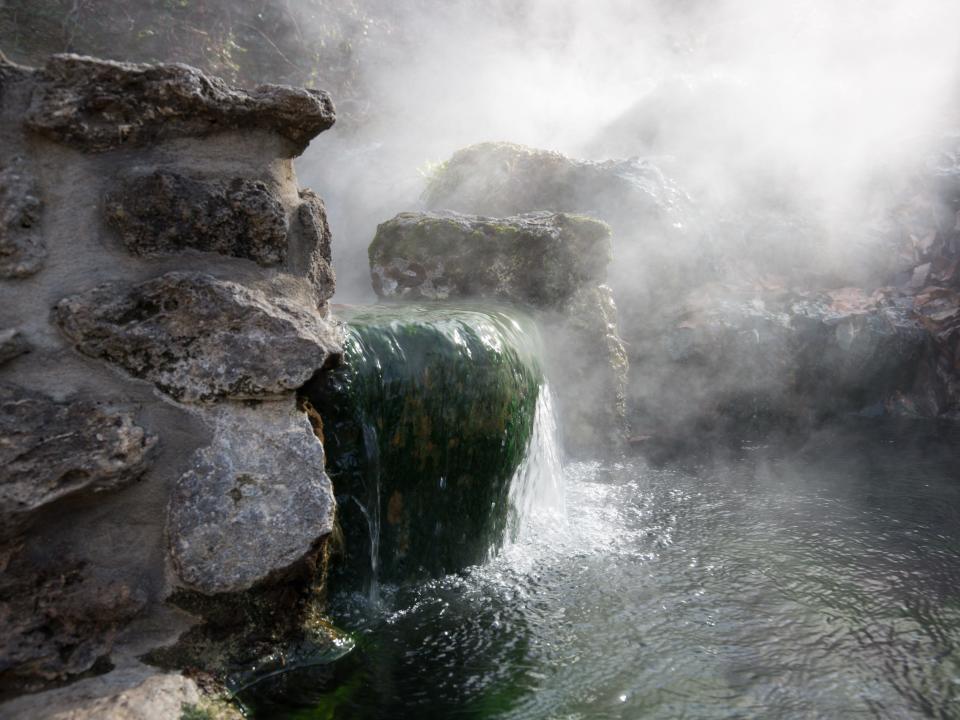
left=23, top=54, right=335, bottom=155
left=0, top=51, right=340, bottom=716
left=168, top=402, right=335, bottom=595
left=0, top=383, right=156, bottom=537
left=104, top=171, right=289, bottom=265
left=54, top=272, right=342, bottom=403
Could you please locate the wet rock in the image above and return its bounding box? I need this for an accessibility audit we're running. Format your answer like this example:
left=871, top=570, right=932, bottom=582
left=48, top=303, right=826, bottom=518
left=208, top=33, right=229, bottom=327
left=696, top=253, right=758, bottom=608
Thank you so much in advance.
left=297, top=189, right=336, bottom=310
left=0, top=157, right=45, bottom=278
left=167, top=402, right=334, bottom=594
left=24, top=54, right=335, bottom=155
left=104, top=172, right=288, bottom=265
left=0, top=384, right=156, bottom=538
left=370, top=210, right=611, bottom=310
left=0, top=329, right=29, bottom=365
left=0, top=555, right=146, bottom=698
left=54, top=272, right=343, bottom=403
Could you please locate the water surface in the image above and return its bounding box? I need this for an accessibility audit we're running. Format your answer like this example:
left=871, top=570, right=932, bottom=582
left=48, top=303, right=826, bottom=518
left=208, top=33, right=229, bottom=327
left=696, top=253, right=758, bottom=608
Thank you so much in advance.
left=241, top=420, right=960, bottom=719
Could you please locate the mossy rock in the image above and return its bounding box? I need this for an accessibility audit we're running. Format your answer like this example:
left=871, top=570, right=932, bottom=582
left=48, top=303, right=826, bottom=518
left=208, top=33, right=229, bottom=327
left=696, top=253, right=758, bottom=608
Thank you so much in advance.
left=302, top=304, right=544, bottom=586
left=368, top=210, right=611, bottom=311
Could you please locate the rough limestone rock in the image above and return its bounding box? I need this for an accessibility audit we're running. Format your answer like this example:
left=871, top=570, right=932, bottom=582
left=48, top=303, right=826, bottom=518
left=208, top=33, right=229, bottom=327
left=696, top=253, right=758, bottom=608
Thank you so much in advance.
left=0, top=384, right=156, bottom=538
left=370, top=211, right=611, bottom=310
left=0, top=556, right=146, bottom=698
left=298, top=189, right=337, bottom=310
left=0, top=328, right=29, bottom=365
left=0, top=668, right=205, bottom=720
left=0, top=156, right=45, bottom=278
left=54, top=272, right=343, bottom=403
left=167, top=402, right=335, bottom=594
left=23, top=54, right=335, bottom=155
left=104, top=172, right=288, bottom=265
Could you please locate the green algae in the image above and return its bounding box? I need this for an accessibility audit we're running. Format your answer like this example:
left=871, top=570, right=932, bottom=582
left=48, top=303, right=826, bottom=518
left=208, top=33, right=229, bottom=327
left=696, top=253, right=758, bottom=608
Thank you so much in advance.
left=302, top=303, right=544, bottom=586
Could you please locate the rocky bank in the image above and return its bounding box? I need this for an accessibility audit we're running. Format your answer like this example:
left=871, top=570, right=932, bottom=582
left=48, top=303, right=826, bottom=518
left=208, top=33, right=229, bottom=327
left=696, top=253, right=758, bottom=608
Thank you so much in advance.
left=0, top=54, right=341, bottom=717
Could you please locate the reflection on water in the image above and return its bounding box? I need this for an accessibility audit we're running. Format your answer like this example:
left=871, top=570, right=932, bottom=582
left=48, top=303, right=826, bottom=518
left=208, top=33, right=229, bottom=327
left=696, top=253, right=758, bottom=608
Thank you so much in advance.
left=240, top=420, right=960, bottom=719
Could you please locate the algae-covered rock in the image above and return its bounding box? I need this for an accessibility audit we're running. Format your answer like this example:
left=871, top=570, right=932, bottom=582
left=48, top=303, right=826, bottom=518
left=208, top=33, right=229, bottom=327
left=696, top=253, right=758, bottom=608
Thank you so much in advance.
left=104, top=172, right=289, bottom=265
left=23, top=54, right=335, bottom=155
left=167, top=402, right=335, bottom=595
left=54, top=272, right=343, bottom=403
left=0, top=383, right=156, bottom=538
left=303, top=304, right=544, bottom=584
left=370, top=210, right=610, bottom=309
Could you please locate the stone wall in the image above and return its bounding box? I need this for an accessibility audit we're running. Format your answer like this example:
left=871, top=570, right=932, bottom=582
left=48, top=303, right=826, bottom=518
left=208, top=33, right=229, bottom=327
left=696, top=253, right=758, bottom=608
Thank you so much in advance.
left=0, top=54, right=340, bottom=716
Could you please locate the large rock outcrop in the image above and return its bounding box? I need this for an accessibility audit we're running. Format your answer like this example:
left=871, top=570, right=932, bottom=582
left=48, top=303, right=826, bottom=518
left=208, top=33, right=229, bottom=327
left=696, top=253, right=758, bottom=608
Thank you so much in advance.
left=370, top=210, right=627, bottom=455
left=0, top=53, right=340, bottom=716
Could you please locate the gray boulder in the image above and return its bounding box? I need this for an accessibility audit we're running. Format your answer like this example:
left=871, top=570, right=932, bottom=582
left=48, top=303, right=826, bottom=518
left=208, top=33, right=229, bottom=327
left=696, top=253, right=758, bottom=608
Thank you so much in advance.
left=54, top=272, right=343, bottom=403
left=104, top=172, right=289, bottom=265
left=167, top=402, right=335, bottom=595
left=22, top=54, right=335, bottom=155
left=0, top=384, right=156, bottom=538
left=370, top=210, right=611, bottom=310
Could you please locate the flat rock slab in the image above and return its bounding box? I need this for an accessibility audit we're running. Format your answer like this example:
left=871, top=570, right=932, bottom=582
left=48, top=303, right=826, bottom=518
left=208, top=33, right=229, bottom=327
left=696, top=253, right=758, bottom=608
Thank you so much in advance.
left=0, top=384, right=156, bottom=537
left=21, top=54, right=335, bottom=155
left=167, top=402, right=334, bottom=594
left=54, top=272, right=343, bottom=403
left=370, top=211, right=611, bottom=310
left=0, top=157, right=45, bottom=278
left=105, top=172, right=288, bottom=265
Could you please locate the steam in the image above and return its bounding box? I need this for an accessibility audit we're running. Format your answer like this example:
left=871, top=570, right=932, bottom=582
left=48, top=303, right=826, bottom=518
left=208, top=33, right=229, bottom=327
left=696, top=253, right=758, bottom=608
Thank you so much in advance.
left=296, top=0, right=960, bottom=301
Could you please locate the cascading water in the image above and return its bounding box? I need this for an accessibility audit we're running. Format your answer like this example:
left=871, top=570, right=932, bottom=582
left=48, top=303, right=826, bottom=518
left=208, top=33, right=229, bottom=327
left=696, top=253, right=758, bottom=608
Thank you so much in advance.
left=301, top=303, right=559, bottom=595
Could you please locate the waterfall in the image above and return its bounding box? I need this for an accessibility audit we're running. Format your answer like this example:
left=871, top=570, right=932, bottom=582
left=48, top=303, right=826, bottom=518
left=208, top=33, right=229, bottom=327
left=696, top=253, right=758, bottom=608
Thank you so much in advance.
left=505, top=384, right=566, bottom=544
